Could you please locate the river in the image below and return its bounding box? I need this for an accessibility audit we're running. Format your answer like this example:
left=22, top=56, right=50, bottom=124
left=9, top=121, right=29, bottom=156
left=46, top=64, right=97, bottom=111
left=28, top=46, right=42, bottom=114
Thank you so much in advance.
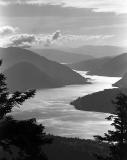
left=13, top=71, right=121, bottom=139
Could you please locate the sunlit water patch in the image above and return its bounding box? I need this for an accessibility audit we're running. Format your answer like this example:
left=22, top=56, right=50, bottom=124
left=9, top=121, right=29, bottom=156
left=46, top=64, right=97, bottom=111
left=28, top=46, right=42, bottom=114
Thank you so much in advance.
left=12, top=71, right=121, bottom=139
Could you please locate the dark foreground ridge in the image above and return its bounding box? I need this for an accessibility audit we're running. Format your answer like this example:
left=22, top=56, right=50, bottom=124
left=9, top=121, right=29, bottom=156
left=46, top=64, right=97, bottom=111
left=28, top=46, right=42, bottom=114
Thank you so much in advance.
left=43, top=135, right=108, bottom=160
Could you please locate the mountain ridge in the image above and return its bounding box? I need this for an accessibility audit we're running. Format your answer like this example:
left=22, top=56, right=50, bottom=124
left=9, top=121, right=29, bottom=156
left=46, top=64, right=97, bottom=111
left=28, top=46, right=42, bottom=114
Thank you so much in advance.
left=0, top=47, right=87, bottom=91
left=113, top=73, right=127, bottom=88
left=68, top=53, right=127, bottom=77
left=66, top=45, right=126, bottom=57
left=71, top=88, right=127, bottom=114
left=31, top=48, right=93, bottom=63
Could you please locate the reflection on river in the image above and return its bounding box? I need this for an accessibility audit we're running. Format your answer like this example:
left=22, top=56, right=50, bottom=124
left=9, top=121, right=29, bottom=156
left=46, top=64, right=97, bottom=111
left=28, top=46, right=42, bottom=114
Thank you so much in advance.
left=13, top=71, right=121, bottom=139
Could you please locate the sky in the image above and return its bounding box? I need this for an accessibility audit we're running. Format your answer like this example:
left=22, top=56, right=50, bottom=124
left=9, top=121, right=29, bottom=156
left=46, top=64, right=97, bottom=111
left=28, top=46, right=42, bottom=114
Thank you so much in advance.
left=0, top=0, right=127, bottom=48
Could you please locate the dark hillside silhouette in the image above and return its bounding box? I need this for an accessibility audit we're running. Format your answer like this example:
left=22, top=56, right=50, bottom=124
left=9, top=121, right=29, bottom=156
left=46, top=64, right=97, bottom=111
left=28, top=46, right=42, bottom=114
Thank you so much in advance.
left=71, top=88, right=127, bottom=113
left=4, top=62, right=62, bottom=92
left=114, top=73, right=127, bottom=88
left=43, top=136, right=108, bottom=160
left=0, top=60, right=51, bottom=159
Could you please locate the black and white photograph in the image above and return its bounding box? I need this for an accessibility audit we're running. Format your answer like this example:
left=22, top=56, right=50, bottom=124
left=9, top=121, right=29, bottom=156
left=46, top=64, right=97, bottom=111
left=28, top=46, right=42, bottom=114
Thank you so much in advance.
left=0, top=0, right=127, bottom=159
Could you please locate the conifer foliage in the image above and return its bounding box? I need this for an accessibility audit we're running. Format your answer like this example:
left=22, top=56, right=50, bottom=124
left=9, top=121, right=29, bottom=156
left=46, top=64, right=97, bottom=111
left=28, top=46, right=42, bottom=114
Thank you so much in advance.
left=0, top=60, right=51, bottom=160
left=94, top=92, right=127, bottom=160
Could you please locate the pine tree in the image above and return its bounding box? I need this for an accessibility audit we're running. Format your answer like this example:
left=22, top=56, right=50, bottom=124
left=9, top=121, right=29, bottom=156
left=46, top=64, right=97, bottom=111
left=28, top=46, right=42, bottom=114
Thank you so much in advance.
left=94, top=92, right=127, bottom=160
left=0, top=60, right=51, bottom=160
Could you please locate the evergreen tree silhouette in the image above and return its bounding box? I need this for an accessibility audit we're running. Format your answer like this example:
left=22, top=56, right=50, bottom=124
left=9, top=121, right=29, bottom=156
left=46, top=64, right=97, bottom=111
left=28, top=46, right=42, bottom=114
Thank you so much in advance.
left=0, top=60, right=51, bottom=160
left=94, top=92, right=127, bottom=160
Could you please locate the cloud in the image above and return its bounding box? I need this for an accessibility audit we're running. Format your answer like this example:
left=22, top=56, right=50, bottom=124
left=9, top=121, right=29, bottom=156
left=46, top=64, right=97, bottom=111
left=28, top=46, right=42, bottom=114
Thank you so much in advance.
left=52, top=30, right=61, bottom=40
left=0, top=0, right=127, bottom=14
left=7, top=34, right=37, bottom=48
left=0, top=31, right=114, bottom=48
left=44, top=30, right=62, bottom=47
left=44, top=33, right=114, bottom=47
left=56, top=34, right=114, bottom=42
left=0, top=26, right=18, bottom=36
left=0, top=30, right=62, bottom=48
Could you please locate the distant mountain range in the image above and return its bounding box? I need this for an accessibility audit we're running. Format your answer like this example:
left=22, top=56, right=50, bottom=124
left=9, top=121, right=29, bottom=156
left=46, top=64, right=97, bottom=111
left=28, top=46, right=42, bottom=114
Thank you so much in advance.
left=68, top=53, right=127, bottom=77
left=0, top=47, right=87, bottom=91
left=66, top=45, right=126, bottom=57
left=71, top=88, right=127, bottom=114
left=31, top=48, right=93, bottom=63
left=31, top=45, right=126, bottom=64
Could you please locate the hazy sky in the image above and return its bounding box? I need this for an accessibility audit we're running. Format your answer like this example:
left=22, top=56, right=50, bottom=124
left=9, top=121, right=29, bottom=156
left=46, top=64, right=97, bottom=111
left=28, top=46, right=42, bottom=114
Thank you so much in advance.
left=0, top=0, right=127, bottom=48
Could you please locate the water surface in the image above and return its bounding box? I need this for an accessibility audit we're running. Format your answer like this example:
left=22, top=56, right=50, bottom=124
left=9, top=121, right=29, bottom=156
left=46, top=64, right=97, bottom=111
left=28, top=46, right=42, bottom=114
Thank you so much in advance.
left=13, top=71, right=121, bottom=139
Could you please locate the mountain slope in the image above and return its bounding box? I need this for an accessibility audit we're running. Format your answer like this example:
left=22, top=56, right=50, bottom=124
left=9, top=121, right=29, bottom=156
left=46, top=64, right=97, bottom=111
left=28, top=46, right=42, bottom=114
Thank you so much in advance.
left=32, top=48, right=93, bottom=63
left=4, top=62, right=62, bottom=91
left=114, top=73, right=127, bottom=88
left=92, top=53, right=127, bottom=76
left=69, top=53, right=127, bottom=77
left=0, top=47, right=87, bottom=88
left=68, top=57, right=111, bottom=71
left=71, top=88, right=127, bottom=113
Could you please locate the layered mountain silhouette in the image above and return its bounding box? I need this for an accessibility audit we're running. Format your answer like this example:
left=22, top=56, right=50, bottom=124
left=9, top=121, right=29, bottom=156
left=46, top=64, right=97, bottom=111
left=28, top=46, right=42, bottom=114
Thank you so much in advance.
left=71, top=88, right=127, bottom=113
left=69, top=53, right=127, bottom=77
left=114, top=73, right=127, bottom=88
left=67, top=45, right=126, bottom=57
left=32, top=48, right=93, bottom=63
left=0, top=47, right=87, bottom=91
left=68, top=57, right=111, bottom=72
